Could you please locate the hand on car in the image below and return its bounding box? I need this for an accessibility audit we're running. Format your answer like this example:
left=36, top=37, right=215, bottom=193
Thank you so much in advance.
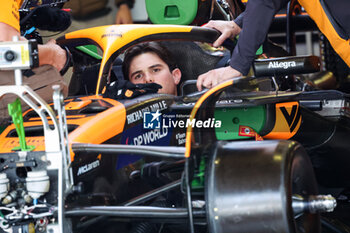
left=196, top=66, right=242, bottom=91
left=115, top=4, right=133, bottom=24
left=38, top=39, right=67, bottom=72
left=203, top=20, right=241, bottom=47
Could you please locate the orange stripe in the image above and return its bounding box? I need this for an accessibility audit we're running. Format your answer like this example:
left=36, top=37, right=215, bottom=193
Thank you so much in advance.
left=185, top=80, right=234, bottom=158
left=275, top=12, right=308, bottom=18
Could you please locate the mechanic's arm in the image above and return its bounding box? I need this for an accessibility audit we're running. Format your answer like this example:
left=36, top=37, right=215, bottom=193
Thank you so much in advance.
left=115, top=0, right=134, bottom=24
left=197, top=0, right=289, bottom=91
left=38, top=39, right=67, bottom=72
left=229, top=0, right=285, bottom=76
left=0, top=22, right=67, bottom=72
left=0, top=23, right=20, bottom=41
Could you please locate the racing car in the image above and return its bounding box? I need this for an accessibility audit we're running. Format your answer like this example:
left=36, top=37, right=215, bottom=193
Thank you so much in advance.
left=0, top=24, right=349, bottom=233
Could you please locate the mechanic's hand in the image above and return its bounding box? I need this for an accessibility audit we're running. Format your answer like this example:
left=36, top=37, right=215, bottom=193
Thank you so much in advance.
left=197, top=66, right=242, bottom=91
left=38, top=39, right=67, bottom=72
left=115, top=4, right=133, bottom=24
left=203, top=20, right=241, bottom=47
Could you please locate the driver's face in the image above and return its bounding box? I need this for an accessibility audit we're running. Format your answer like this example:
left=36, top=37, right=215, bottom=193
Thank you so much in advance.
left=128, top=52, right=181, bottom=95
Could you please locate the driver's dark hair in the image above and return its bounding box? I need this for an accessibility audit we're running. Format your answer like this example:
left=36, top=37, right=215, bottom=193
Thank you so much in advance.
left=122, top=42, right=177, bottom=79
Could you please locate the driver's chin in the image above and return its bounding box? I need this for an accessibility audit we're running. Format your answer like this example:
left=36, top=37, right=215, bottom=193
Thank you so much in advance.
left=158, top=87, right=176, bottom=95
left=157, top=88, right=166, bottom=94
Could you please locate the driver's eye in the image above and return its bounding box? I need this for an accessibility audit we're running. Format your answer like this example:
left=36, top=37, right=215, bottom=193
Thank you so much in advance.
left=153, top=68, right=161, bottom=73
left=133, top=73, right=142, bottom=80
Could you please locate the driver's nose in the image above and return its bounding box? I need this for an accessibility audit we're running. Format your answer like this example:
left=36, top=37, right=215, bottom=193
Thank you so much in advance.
left=145, top=74, right=154, bottom=83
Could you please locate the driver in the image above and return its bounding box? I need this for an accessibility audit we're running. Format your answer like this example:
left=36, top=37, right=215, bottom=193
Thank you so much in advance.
left=122, top=42, right=182, bottom=95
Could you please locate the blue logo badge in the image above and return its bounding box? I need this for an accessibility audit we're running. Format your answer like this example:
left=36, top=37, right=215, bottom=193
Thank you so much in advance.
left=143, top=110, right=161, bottom=129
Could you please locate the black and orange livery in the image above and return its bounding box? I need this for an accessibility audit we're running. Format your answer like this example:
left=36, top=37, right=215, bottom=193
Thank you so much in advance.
left=1, top=86, right=349, bottom=191
left=0, top=25, right=349, bottom=232
left=0, top=24, right=349, bottom=194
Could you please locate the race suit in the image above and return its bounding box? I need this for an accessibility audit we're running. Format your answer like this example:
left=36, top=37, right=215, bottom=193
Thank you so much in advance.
left=231, top=0, right=350, bottom=75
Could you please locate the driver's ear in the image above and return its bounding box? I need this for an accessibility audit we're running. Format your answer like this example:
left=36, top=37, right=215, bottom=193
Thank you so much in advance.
left=172, top=68, right=182, bottom=85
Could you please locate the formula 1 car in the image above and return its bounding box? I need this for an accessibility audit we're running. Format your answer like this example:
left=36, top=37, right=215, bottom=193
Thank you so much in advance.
left=0, top=24, right=349, bottom=233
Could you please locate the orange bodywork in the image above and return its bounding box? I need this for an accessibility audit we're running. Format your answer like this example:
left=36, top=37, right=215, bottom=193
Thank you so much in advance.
left=184, top=80, right=303, bottom=158
left=0, top=95, right=126, bottom=161
left=264, top=101, right=302, bottom=140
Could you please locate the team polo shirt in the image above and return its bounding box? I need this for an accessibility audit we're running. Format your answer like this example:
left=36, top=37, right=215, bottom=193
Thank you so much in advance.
left=0, top=0, right=23, bottom=32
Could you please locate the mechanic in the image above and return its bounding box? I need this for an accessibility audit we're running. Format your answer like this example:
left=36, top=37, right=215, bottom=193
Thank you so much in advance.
left=1, top=1, right=68, bottom=70
left=196, top=0, right=350, bottom=91
left=122, top=42, right=182, bottom=95
left=0, top=1, right=68, bottom=123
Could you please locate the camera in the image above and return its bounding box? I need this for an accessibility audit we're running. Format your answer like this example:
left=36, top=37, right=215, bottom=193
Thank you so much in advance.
left=0, top=40, right=39, bottom=70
